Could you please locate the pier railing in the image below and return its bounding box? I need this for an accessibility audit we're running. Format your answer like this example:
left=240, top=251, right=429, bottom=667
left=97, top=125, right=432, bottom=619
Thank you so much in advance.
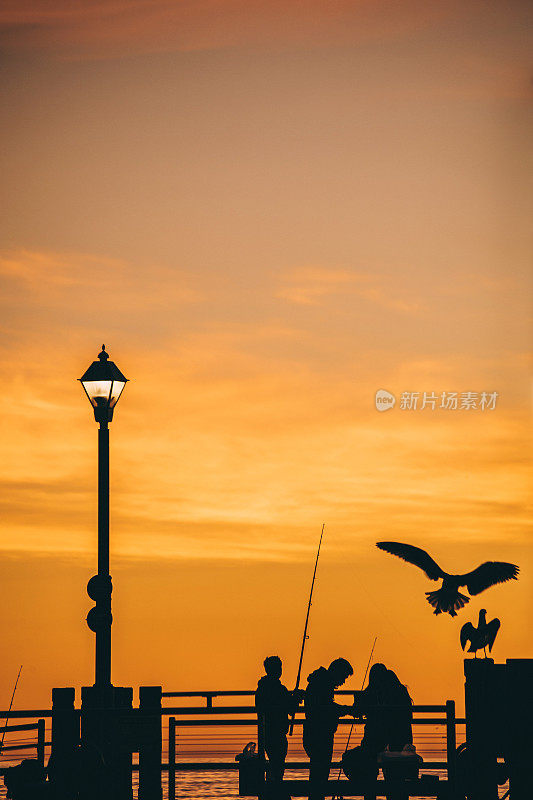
left=0, top=691, right=465, bottom=798
left=160, top=689, right=465, bottom=800
left=3, top=659, right=527, bottom=799
left=0, top=718, right=48, bottom=774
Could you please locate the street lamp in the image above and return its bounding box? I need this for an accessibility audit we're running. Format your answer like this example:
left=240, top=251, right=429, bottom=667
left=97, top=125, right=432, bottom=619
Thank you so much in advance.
left=79, top=345, right=128, bottom=688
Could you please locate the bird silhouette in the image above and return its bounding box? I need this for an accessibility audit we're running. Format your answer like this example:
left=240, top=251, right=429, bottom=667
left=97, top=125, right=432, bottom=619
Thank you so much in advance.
left=460, top=609, right=500, bottom=657
left=376, top=542, right=519, bottom=617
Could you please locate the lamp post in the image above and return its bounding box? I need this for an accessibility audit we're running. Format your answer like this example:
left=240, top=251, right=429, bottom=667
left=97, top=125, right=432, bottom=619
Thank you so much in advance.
left=79, top=345, right=128, bottom=689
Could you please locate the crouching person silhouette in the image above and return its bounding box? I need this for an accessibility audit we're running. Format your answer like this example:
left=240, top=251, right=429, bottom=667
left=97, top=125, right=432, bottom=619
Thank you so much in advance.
left=342, top=664, right=417, bottom=800
left=303, top=658, right=354, bottom=800
left=255, top=656, right=302, bottom=797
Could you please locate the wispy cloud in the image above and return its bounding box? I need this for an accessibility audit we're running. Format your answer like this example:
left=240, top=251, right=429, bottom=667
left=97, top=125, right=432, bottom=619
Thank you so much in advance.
left=0, top=249, right=200, bottom=307
left=276, top=266, right=420, bottom=311
left=0, top=0, right=466, bottom=60
left=0, top=247, right=529, bottom=565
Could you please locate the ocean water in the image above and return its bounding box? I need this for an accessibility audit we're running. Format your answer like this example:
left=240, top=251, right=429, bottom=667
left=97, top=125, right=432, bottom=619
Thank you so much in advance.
left=0, top=726, right=510, bottom=799
left=157, top=766, right=449, bottom=800
left=0, top=762, right=510, bottom=799
left=141, top=765, right=510, bottom=800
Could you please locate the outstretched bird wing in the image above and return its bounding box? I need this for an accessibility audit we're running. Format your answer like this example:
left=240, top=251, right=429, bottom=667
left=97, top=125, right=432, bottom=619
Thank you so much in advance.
left=460, top=562, right=519, bottom=595
left=376, top=542, right=445, bottom=580
left=486, top=618, right=500, bottom=651
left=460, top=622, right=475, bottom=651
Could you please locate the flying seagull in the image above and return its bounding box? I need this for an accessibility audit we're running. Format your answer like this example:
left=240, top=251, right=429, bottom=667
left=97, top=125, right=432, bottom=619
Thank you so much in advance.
left=376, top=542, right=519, bottom=617
left=460, top=609, right=500, bottom=657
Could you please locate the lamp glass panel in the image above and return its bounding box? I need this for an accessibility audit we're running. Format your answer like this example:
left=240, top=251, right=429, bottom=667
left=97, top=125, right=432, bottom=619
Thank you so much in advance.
left=109, top=380, right=126, bottom=408
left=82, top=380, right=113, bottom=407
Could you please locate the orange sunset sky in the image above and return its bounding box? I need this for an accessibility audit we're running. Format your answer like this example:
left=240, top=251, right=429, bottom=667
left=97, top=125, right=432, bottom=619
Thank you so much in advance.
left=0, top=1, right=531, bottom=713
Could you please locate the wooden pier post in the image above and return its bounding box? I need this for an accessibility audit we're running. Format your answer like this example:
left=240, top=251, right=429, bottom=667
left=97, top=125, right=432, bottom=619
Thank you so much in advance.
left=80, top=684, right=137, bottom=800
left=113, top=686, right=134, bottom=800
left=168, top=717, right=176, bottom=800
left=138, top=686, right=162, bottom=800
left=51, top=687, right=78, bottom=756
left=465, top=657, right=533, bottom=800
left=464, top=659, right=499, bottom=800
left=50, top=687, right=80, bottom=796
left=81, top=684, right=115, bottom=800
left=504, top=659, right=532, bottom=800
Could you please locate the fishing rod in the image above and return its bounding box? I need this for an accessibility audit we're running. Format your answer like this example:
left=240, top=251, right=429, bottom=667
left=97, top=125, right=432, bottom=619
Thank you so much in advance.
left=288, top=523, right=325, bottom=737
left=0, top=665, right=23, bottom=753
left=332, top=637, right=377, bottom=799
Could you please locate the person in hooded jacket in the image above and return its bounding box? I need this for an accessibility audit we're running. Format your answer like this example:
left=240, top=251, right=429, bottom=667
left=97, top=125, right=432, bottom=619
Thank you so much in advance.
left=357, top=664, right=413, bottom=755
left=255, top=656, right=302, bottom=788
left=303, top=657, right=354, bottom=800
left=342, top=663, right=415, bottom=793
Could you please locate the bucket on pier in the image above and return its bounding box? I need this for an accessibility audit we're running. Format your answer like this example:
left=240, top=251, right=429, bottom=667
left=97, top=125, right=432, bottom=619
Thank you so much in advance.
left=236, top=742, right=265, bottom=795
left=378, top=744, right=423, bottom=780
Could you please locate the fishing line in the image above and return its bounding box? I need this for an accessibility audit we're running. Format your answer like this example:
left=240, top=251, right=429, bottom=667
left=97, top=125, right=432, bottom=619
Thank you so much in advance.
left=332, top=638, right=377, bottom=799
left=289, top=523, right=325, bottom=736
left=0, top=665, right=23, bottom=753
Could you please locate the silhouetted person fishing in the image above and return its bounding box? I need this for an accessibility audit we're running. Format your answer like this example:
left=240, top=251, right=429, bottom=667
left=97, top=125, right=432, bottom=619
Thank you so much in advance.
left=343, top=664, right=419, bottom=799
left=255, top=656, right=302, bottom=792
left=359, top=664, right=412, bottom=753
left=303, top=658, right=354, bottom=800
left=376, top=542, right=519, bottom=616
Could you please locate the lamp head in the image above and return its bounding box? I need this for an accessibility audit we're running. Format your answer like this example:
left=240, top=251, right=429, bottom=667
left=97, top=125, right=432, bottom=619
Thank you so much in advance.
left=79, top=345, right=128, bottom=424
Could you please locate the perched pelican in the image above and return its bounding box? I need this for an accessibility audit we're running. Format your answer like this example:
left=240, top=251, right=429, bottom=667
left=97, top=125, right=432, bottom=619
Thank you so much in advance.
left=376, top=542, right=519, bottom=617
left=460, top=609, right=500, bottom=657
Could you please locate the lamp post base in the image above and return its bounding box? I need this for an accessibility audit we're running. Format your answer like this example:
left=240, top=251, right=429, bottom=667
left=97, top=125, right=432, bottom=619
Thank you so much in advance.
left=81, top=685, right=134, bottom=800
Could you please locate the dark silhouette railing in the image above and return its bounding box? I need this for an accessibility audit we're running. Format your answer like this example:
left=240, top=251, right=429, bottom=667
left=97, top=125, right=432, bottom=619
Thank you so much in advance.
left=160, top=690, right=464, bottom=800
left=0, top=718, right=47, bottom=773
left=0, top=691, right=466, bottom=798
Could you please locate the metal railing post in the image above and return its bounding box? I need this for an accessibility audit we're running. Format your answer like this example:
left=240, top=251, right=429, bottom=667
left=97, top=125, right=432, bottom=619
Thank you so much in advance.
left=445, top=699, right=456, bottom=795
left=37, top=718, right=46, bottom=767
left=168, top=717, right=176, bottom=800
left=257, top=712, right=266, bottom=790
